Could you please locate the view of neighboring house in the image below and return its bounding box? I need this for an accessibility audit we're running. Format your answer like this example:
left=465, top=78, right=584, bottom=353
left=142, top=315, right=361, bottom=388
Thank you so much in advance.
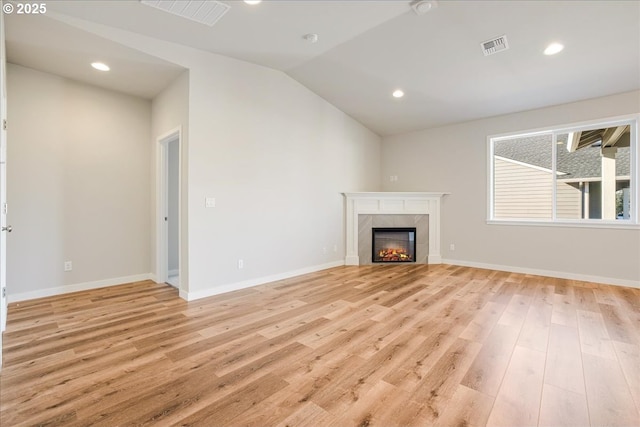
left=494, top=125, right=631, bottom=220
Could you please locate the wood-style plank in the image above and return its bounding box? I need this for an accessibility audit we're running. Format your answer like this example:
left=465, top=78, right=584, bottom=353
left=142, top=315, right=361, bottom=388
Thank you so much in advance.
left=612, top=340, right=640, bottom=412
left=517, top=299, right=552, bottom=353
left=582, top=353, right=640, bottom=427
left=1, top=265, right=639, bottom=427
left=460, top=324, right=520, bottom=397
left=538, top=383, right=590, bottom=427
left=485, top=345, right=545, bottom=427
left=434, top=384, right=494, bottom=427
left=544, top=323, right=586, bottom=395
left=577, top=309, right=617, bottom=360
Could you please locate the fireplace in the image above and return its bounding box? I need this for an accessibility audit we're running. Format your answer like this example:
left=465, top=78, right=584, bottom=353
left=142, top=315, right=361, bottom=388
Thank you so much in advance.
left=344, top=192, right=446, bottom=265
left=372, top=227, right=416, bottom=263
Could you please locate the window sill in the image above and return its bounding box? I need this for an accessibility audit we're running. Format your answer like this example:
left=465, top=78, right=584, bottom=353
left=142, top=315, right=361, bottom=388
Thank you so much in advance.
left=486, top=219, right=640, bottom=230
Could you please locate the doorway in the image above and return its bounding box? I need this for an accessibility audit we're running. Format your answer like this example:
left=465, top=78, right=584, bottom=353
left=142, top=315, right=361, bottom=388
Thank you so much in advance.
left=157, top=129, right=180, bottom=288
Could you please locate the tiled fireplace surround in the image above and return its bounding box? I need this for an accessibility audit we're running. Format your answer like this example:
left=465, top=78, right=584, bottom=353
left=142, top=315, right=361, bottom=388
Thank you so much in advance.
left=359, top=215, right=428, bottom=264
left=343, top=192, right=447, bottom=265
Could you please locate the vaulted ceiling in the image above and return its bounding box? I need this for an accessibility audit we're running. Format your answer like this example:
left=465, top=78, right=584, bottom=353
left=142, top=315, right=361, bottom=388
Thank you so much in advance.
left=5, top=0, right=640, bottom=136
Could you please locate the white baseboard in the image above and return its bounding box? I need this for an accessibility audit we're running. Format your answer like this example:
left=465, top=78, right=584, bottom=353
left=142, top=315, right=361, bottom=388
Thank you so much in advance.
left=345, top=256, right=359, bottom=266
left=168, top=269, right=179, bottom=277
left=428, top=255, right=442, bottom=264
left=441, top=258, right=639, bottom=289
left=12, top=259, right=633, bottom=304
left=184, top=260, right=345, bottom=301
left=8, top=273, right=154, bottom=303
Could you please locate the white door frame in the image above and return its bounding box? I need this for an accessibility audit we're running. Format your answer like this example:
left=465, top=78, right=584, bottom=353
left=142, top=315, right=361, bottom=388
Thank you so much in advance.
left=0, top=0, right=8, bottom=369
left=155, top=127, right=181, bottom=287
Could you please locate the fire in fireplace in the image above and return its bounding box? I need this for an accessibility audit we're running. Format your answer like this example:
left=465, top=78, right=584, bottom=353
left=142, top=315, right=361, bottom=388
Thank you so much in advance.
left=372, top=227, right=417, bottom=263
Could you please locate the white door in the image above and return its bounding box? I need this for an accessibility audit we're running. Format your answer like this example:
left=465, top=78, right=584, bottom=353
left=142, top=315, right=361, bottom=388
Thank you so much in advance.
left=0, top=0, right=9, bottom=367
left=0, top=105, right=7, bottom=333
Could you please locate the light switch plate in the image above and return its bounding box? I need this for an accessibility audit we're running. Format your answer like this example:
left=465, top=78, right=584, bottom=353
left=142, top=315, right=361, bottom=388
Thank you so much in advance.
left=205, top=197, right=216, bottom=208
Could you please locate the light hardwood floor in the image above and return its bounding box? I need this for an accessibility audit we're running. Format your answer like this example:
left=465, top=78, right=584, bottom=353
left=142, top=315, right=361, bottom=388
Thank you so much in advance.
left=1, top=264, right=639, bottom=426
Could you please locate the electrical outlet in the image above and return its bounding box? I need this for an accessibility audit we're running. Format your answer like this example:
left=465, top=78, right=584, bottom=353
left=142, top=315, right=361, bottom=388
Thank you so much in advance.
left=64, top=261, right=73, bottom=271
left=238, top=259, right=244, bottom=269
left=323, top=247, right=327, bottom=254
left=333, top=245, right=338, bottom=252
left=449, top=244, right=455, bottom=251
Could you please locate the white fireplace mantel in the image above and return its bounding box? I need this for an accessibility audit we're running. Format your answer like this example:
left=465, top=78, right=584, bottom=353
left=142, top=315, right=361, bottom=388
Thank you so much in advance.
left=343, top=192, right=449, bottom=265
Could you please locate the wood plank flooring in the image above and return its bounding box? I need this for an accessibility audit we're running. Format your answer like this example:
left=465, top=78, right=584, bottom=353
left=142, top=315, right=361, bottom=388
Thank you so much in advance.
left=1, top=264, right=639, bottom=426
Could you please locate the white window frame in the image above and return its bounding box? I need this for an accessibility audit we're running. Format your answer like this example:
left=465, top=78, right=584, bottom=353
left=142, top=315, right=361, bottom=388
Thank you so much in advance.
left=487, top=115, right=639, bottom=229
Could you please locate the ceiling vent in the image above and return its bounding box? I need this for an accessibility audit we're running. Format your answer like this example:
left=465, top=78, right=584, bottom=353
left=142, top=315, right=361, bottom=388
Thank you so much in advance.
left=481, top=35, right=509, bottom=56
left=140, top=0, right=230, bottom=27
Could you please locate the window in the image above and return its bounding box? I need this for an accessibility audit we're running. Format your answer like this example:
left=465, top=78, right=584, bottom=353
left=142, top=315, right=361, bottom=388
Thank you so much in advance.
left=489, top=117, right=638, bottom=225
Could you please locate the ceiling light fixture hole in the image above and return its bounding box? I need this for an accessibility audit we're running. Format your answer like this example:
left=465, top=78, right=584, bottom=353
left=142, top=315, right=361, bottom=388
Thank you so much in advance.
left=303, top=33, right=319, bottom=43
left=411, top=0, right=438, bottom=15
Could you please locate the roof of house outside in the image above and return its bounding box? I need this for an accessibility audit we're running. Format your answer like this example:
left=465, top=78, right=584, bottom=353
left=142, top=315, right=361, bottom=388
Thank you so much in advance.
left=494, top=133, right=630, bottom=180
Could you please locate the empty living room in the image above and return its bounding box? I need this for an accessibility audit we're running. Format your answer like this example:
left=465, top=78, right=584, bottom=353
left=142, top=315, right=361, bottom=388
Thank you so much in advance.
left=0, top=1, right=638, bottom=426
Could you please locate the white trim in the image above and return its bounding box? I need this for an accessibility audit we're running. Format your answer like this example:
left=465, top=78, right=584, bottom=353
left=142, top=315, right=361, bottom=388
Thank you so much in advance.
left=488, top=114, right=639, bottom=225
left=487, top=135, right=495, bottom=220
left=342, top=192, right=449, bottom=199
left=488, top=114, right=638, bottom=141
left=8, top=273, right=154, bottom=303
left=552, top=132, right=558, bottom=219
left=553, top=115, right=639, bottom=136
left=342, top=192, right=449, bottom=266
left=0, top=1, right=6, bottom=369
left=155, top=127, right=181, bottom=289
left=183, top=261, right=344, bottom=301
left=166, top=276, right=179, bottom=288
left=428, top=255, right=442, bottom=264
left=490, top=129, right=552, bottom=142
left=442, top=258, right=639, bottom=289
left=168, top=269, right=179, bottom=277
left=486, top=219, right=640, bottom=229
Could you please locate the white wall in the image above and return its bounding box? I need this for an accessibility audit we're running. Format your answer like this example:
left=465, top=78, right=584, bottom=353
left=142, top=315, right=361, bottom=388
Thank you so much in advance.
left=382, top=90, right=640, bottom=286
left=57, top=17, right=382, bottom=299
left=7, top=64, right=152, bottom=299
left=185, top=62, right=381, bottom=296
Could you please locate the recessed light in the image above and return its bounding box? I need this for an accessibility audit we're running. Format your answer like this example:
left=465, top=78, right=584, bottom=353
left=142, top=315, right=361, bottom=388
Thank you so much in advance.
left=244, top=0, right=262, bottom=4
left=544, top=43, right=564, bottom=56
left=91, top=62, right=110, bottom=71
left=392, top=89, right=405, bottom=98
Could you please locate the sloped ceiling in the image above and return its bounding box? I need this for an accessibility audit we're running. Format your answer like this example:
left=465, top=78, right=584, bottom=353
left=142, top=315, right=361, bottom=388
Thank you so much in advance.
left=5, top=0, right=640, bottom=136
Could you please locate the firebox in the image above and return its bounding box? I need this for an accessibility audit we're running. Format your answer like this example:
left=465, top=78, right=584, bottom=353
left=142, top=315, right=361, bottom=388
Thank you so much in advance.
left=372, top=227, right=416, bottom=263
